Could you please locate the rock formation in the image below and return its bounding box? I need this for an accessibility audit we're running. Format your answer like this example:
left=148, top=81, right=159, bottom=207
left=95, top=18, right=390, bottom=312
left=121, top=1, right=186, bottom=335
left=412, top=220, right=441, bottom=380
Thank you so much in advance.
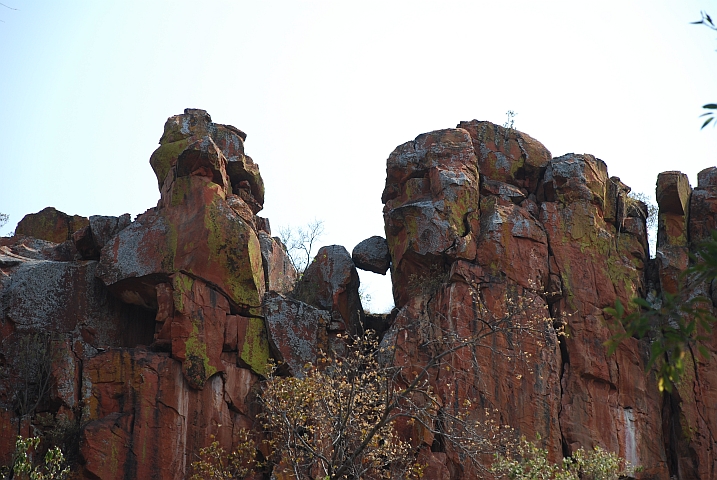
left=0, top=111, right=715, bottom=479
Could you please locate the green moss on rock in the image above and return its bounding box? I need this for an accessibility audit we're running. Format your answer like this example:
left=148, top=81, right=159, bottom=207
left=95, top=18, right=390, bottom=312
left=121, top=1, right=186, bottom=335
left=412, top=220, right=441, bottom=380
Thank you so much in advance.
left=149, top=139, right=190, bottom=188
left=184, top=322, right=217, bottom=389
left=204, top=198, right=262, bottom=309
left=240, top=317, right=271, bottom=377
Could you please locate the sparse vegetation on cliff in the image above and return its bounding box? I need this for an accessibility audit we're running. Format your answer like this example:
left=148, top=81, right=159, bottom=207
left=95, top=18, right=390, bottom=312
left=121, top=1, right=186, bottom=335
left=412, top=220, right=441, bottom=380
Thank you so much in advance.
left=259, top=332, right=426, bottom=480
left=492, top=436, right=635, bottom=480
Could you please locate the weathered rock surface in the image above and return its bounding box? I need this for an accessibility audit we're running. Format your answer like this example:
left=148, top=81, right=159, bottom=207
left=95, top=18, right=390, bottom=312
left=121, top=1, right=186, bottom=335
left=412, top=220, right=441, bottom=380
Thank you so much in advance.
left=292, top=245, right=363, bottom=334
left=1, top=112, right=716, bottom=479
left=457, top=120, right=551, bottom=194
left=352, top=235, right=391, bottom=274
left=15, top=207, right=89, bottom=244
left=658, top=166, right=717, bottom=480
left=382, top=128, right=479, bottom=308
left=264, top=291, right=330, bottom=376
left=0, top=110, right=293, bottom=478
left=79, top=348, right=258, bottom=480
left=74, top=214, right=132, bottom=259
left=258, top=231, right=297, bottom=294
left=382, top=122, right=668, bottom=478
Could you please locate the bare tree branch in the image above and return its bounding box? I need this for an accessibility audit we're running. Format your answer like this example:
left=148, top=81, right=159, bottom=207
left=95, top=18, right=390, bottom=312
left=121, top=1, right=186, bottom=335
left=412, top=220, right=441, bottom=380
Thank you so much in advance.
left=278, top=219, right=325, bottom=274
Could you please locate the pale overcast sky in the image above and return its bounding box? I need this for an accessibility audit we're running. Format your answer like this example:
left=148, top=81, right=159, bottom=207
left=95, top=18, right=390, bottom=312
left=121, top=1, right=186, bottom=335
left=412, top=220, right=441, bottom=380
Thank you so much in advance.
left=1, top=1, right=716, bottom=312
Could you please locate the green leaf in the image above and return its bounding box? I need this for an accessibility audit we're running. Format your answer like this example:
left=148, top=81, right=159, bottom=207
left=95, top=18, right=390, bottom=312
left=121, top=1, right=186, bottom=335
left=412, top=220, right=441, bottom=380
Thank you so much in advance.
left=701, top=117, right=714, bottom=129
left=632, top=297, right=651, bottom=309
left=614, top=298, right=624, bottom=317
left=698, top=344, right=710, bottom=359
left=703, top=104, right=717, bottom=109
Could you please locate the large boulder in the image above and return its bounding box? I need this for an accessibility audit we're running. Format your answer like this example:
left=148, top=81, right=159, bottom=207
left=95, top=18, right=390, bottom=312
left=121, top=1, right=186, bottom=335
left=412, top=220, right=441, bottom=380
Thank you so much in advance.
left=292, top=245, right=363, bottom=333
left=15, top=207, right=89, bottom=244
left=655, top=171, right=692, bottom=295
left=150, top=109, right=264, bottom=213
left=74, top=214, right=132, bottom=259
left=95, top=110, right=272, bottom=389
left=96, top=178, right=265, bottom=315
left=352, top=235, right=391, bottom=274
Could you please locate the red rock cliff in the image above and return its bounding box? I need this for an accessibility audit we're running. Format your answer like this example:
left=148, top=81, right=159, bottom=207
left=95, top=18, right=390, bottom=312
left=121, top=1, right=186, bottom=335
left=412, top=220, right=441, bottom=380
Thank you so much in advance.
left=0, top=112, right=714, bottom=479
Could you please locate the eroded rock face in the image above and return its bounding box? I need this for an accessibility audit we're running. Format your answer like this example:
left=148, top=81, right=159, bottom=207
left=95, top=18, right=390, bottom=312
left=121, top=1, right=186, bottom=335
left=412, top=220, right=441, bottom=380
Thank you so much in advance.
left=457, top=120, right=551, bottom=194
left=264, top=291, right=330, bottom=376
left=1, top=112, right=716, bottom=479
left=74, top=214, right=132, bottom=260
left=383, top=128, right=479, bottom=308
left=93, top=110, right=273, bottom=391
left=382, top=121, right=670, bottom=478
left=658, top=167, right=717, bottom=480
left=0, top=109, right=292, bottom=478
left=79, top=348, right=258, bottom=480
left=258, top=231, right=297, bottom=294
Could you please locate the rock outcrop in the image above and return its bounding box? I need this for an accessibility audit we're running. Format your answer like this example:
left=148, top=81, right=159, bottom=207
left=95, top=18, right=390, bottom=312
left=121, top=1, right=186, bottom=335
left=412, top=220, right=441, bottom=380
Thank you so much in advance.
left=0, top=109, right=293, bottom=479
left=0, top=111, right=715, bottom=479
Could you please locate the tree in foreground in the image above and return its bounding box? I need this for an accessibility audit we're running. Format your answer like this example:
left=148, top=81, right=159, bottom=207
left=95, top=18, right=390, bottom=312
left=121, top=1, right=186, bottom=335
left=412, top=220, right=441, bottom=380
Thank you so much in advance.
left=692, top=11, right=716, bottom=129
left=260, top=333, right=425, bottom=480
left=259, top=285, right=566, bottom=480
left=605, top=231, right=717, bottom=392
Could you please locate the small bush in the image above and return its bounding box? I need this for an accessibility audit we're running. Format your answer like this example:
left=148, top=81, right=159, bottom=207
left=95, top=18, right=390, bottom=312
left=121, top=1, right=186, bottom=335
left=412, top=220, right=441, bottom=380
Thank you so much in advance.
left=1, top=436, right=69, bottom=480
left=491, top=436, right=637, bottom=480
left=189, top=430, right=256, bottom=480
